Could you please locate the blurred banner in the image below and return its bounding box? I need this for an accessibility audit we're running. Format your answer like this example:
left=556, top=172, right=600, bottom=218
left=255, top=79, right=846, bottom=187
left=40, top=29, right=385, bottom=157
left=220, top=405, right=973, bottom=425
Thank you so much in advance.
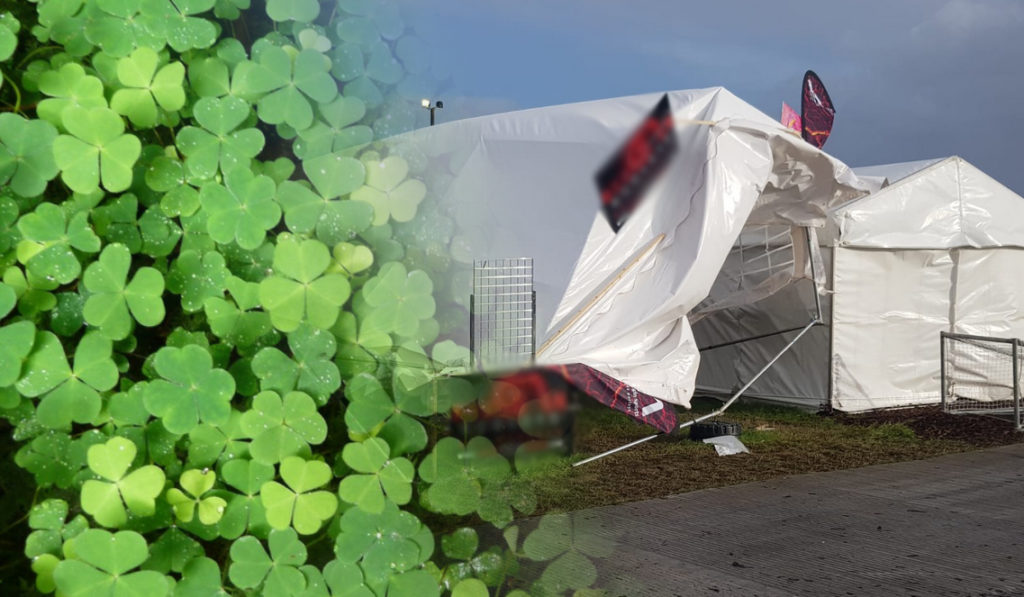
left=595, top=94, right=678, bottom=233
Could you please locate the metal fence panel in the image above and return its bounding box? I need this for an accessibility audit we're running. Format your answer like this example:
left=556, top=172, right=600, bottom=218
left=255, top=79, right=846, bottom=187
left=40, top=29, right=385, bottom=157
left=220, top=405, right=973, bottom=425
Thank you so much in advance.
left=941, top=331, right=1023, bottom=430
left=471, top=258, right=535, bottom=371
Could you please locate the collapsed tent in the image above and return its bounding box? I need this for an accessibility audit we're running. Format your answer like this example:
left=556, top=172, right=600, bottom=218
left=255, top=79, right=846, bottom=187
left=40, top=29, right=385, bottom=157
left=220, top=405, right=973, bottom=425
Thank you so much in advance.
left=395, top=87, right=872, bottom=426
left=693, top=156, right=1024, bottom=412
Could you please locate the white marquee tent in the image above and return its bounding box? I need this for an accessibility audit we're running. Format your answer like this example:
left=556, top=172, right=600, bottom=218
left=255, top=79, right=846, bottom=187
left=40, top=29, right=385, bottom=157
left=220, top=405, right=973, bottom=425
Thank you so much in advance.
left=399, top=87, right=871, bottom=413
left=693, top=155, right=1024, bottom=411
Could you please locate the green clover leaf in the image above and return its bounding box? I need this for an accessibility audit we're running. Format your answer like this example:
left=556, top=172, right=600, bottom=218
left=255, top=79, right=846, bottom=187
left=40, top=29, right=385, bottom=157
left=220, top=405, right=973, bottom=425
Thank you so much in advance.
left=352, top=155, right=426, bottom=226
left=358, top=262, right=434, bottom=337
left=233, top=45, right=338, bottom=130
left=418, top=437, right=510, bottom=517
left=218, top=458, right=273, bottom=540
left=259, top=235, right=351, bottom=332
left=276, top=181, right=374, bottom=246
left=266, top=0, right=319, bottom=22
left=0, top=13, right=17, bottom=62
left=16, top=331, right=117, bottom=429
left=522, top=513, right=615, bottom=594
left=177, top=96, right=265, bottom=179
left=332, top=311, right=392, bottom=379
left=204, top=276, right=272, bottom=347
left=85, top=0, right=164, bottom=58
left=389, top=571, right=441, bottom=597
left=478, top=476, right=537, bottom=529
left=146, top=528, right=205, bottom=574
left=417, top=438, right=480, bottom=516
left=188, top=55, right=230, bottom=97
left=80, top=436, right=166, bottom=527
left=167, top=250, right=230, bottom=312
left=0, top=319, right=34, bottom=387
left=187, top=409, right=249, bottom=467
left=199, top=167, right=281, bottom=249
left=297, top=27, right=331, bottom=53
left=0, top=114, right=60, bottom=197
left=4, top=265, right=58, bottom=318
left=343, top=373, right=427, bottom=456
left=36, top=63, right=107, bottom=129
left=260, top=456, right=337, bottom=535
left=294, top=96, right=373, bottom=160
left=322, top=559, right=374, bottom=597
left=140, top=207, right=184, bottom=257
left=342, top=373, right=394, bottom=439
left=175, top=556, right=229, bottom=595
left=167, top=468, right=228, bottom=524
left=83, top=243, right=166, bottom=340
left=16, top=202, right=100, bottom=284
left=338, top=438, right=414, bottom=513
left=92, top=193, right=142, bottom=252
left=363, top=40, right=404, bottom=85
left=139, top=0, right=218, bottom=52
left=110, top=47, right=186, bottom=128
left=53, top=529, right=170, bottom=596
left=303, top=151, right=365, bottom=200
left=251, top=324, right=340, bottom=403
left=332, top=502, right=433, bottom=592
left=442, top=528, right=479, bottom=561
left=25, top=498, right=88, bottom=559
left=229, top=529, right=307, bottom=592
left=53, top=106, right=142, bottom=194
left=143, top=344, right=236, bottom=434
left=329, top=242, right=374, bottom=277
left=240, top=390, right=326, bottom=465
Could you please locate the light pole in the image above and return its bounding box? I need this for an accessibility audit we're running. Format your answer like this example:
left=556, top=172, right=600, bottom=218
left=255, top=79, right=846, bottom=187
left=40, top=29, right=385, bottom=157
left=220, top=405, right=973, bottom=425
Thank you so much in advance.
left=421, top=98, right=443, bottom=126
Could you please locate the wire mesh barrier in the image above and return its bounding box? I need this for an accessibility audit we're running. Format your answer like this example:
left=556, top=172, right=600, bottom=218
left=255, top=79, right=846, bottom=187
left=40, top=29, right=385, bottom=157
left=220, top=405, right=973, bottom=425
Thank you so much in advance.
left=465, top=259, right=573, bottom=456
left=470, top=257, right=536, bottom=371
left=941, top=331, right=1024, bottom=430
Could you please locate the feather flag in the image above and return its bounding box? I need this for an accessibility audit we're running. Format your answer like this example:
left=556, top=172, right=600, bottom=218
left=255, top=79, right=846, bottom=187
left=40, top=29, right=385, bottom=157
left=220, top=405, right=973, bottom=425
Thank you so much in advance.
left=781, top=102, right=802, bottom=132
left=801, top=70, right=835, bottom=148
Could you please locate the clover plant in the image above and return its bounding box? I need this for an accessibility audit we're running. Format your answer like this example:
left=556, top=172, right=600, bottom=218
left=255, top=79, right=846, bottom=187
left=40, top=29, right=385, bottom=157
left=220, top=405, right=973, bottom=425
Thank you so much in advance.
left=0, top=2, right=599, bottom=595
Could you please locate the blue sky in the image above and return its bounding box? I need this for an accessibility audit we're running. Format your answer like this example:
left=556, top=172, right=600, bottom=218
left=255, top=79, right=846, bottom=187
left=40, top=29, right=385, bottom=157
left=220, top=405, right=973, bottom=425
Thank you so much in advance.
left=398, top=0, right=1024, bottom=192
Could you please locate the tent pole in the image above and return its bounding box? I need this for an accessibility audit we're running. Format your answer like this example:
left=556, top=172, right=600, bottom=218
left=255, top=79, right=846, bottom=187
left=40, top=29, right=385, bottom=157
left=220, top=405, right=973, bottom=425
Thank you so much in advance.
left=572, top=317, right=819, bottom=467
left=805, top=227, right=823, bottom=323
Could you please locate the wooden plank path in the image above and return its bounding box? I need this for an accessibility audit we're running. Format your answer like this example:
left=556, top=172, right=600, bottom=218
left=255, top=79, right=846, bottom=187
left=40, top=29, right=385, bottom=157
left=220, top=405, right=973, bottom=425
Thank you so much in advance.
left=531, top=444, right=1024, bottom=596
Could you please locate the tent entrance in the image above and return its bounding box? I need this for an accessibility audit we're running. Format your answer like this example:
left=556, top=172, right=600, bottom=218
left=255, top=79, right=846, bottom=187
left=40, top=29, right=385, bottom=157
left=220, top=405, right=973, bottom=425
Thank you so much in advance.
left=573, top=227, right=824, bottom=466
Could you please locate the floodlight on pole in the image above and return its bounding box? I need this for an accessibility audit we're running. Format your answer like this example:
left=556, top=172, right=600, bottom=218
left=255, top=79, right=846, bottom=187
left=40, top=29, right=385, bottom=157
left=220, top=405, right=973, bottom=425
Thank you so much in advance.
left=421, top=98, right=443, bottom=126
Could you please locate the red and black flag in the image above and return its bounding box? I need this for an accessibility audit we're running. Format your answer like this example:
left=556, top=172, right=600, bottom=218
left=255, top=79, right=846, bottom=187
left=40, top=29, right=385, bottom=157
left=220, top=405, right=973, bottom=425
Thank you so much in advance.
left=800, top=70, right=835, bottom=149
left=595, top=94, right=678, bottom=232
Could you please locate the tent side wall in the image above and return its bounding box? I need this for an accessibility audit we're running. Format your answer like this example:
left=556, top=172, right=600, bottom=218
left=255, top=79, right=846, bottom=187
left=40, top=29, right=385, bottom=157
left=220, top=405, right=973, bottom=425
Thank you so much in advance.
left=831, top=246, right=1024, bottom=412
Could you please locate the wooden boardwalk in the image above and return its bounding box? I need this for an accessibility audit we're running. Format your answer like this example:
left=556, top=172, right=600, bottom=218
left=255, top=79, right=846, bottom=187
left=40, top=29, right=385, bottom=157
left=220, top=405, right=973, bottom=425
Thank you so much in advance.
left=550, top=444, right=1024, bottom=596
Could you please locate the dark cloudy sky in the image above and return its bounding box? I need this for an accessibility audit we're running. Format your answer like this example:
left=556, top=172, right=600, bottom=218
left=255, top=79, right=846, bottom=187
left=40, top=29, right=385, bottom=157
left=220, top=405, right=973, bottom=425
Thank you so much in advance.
left=399, top=0, right=1024, bottom=193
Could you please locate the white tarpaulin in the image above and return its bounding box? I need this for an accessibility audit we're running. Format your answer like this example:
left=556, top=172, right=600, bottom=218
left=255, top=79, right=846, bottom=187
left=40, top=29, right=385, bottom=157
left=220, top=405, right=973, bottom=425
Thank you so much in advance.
left=694, top=156, right=1024, bottom=412
left=400, top=87, right=870, bottom=408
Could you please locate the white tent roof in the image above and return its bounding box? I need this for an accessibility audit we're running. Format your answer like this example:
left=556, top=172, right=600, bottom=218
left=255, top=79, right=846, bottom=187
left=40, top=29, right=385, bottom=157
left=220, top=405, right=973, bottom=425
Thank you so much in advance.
left=399, top=87, right=872, bottom=407
left=852, top=157, right=944, bottom=184
left=833, top=156, right=1024, bottom=249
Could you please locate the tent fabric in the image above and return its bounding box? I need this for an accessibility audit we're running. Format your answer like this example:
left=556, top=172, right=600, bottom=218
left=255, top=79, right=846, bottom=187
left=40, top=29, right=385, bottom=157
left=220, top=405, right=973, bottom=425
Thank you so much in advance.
left=400, top=87, right=872, bottom=410
left=835, top=157, right=1024, bottom=249
left=694, top=155, right=1024, bottom=412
